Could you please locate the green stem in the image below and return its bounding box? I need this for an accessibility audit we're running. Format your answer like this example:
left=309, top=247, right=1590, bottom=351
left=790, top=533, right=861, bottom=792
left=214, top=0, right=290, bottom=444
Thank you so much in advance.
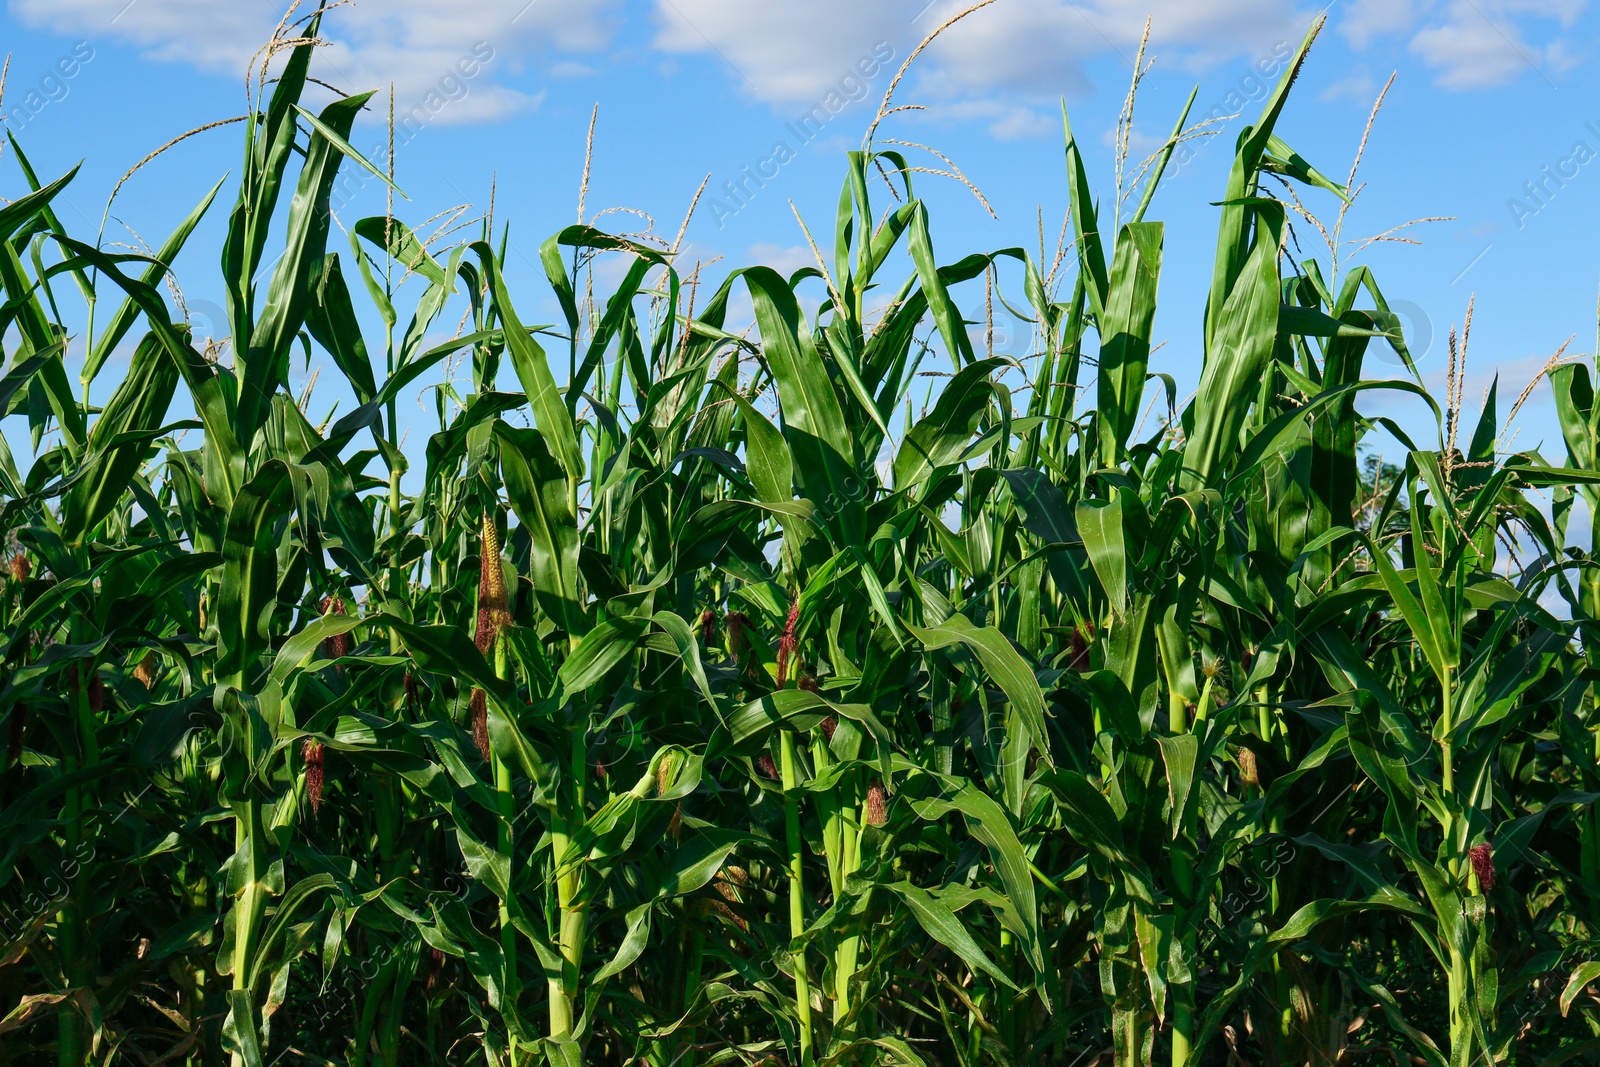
left=489, top=639, right=522, bottom=1042
left=387, top=461, right=403, bottom=608
left=680, top=925, right=706, bottom=1067
left=998, top=927, right=1015, bottom=1049
left=1269, top=805, right=1291, bottom=1050
left=1169, top=835, right=1196, bottom=1067
left=832, top=808, right=861, bottom=1028
left=1168, top=681, right=1208, bottom=1067
left=1447, top=941, right=1470, bottom=1064
left=351, top=957, right=397, bottom=1067
left=1440, top=668, right=1459, bottom=877
left=187, top=863, right=210, bottom=1067
left=780, top=730, right=813, bottom=1067
left=57, top=837, right=83, bottom=1067
left=228, top=796, right=267, bottom=1067
left=549, top=678, right=588, bottom=1048
left=58, top=668, right=97, bottom=1067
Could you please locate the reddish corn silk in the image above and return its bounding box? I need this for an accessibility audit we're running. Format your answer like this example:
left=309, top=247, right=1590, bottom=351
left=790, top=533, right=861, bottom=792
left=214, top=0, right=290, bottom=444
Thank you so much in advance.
left=1469, top=842, right=1495, bottom=891
left=403, top=671, right=418, bottom=710
left=797, top=675, right=819, bottom=693
left=134, top=652, right=158, bottom=690
left=9, top=554, right=29, bottom=582
left=865, top=780, right=889, bottom=826
left=756, top=753, right=779, bottom=780
left=700, top=609, right=717, bottom=645
left=475, top=513, right=511, bottom=656
left=86, top=673, right=104, bottom=714
left=470, top=689, right=490, bottom=761
left=302, top=737, right=326, bottom=813
left=818, top=715, right=837, bottom=741
left=709, top=869, right=751, bottom=932
left=668, top=800, right=683, bottom=840
left=7, top=706, right=27, bottom=764
left=776, top=598, right=800, bottom=687
left=1069, top=621, right=1094, bottom=670
left=470, top=514, right=509, bottom=764
left=1237, top=746, right=1259, bottom=788
left=320, top=596, right=350, bottom=660
left=424, top=946, right=446, bottom=995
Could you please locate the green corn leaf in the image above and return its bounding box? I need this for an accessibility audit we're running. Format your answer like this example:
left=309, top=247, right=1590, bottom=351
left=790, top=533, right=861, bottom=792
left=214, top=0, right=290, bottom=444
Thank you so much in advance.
left=215, top=460, right=294, bottom=683
left=0, top=162, right=79, bottom=242
left=61, top=333, right=179, bottom=544
left=305, top=254, right=376, bottom=404
left=883, top=880, right=1017, bottom=989
left=1077, top=492, right=1127, bottom=613
left=593, top=902, right=653, bottom=983
left=240, top=90, right=377, bottom=445
left=894, top=358, right=1008, bottom=490
left=292, top=105, right=408, bottom=199
left=222, top=989, right=265, bottom=1067
left=475, top=243, right=583, bottom=479
left=740, top=266, right=859, bottom=542
left=1061, top=105, right=1109, bottom=323
left=906, top=201, right=978, bottom=368
left=1561, top=962, right=1600, bottom=1017
left=82, top=175, right=224, bottom=388
left=1155, top=734, right=1199, bottom=840
left=714, top=379, right=794, bottom=506
left=652, top=611, right=725, bottom=722
left=909, top=780, right=1046, bottom=992
left=1096, top=222, right=1162, bottom=467
left=907, top=614, right=1050, bottom=768
left=557, top=617, right=648, bottom=694
left=1262, top=134, right=1349, bottom=201
left=495, top=421, right=584, bottom=637
left=1185, top=203, right=1284, bottom=489
left=1001, top=468, right=1080, bottom=545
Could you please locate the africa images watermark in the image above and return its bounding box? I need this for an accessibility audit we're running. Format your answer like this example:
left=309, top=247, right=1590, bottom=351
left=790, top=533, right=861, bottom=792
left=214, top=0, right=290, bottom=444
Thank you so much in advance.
left=2, top=42, right=96, bottom=134
left=709, top=41, right=896, bottom=229
left=1173, top=39, right=1294, bottom=171
left=1505, top=123, right=1600, bottom=230
left=0, top=841, right=95, bottom=942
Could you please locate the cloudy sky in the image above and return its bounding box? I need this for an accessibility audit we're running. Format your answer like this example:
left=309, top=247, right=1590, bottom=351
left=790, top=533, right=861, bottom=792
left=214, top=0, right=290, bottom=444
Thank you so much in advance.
left=2, top=0, right=1597, bottom=458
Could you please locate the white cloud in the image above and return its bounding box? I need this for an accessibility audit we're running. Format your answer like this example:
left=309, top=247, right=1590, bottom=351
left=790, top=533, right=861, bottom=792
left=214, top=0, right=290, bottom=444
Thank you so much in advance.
left=1408, top=0, right=1573, bottom=89
left=648, top=0, right=1321, bottom=147
left=13, top=0, right=1589, bottom=140
left=1320, top=68, right=1380, bottom=102
left=1072, top=0, right=1306, bottom=70
left=1329, top=0, right=1585, bottom=90
left=1339, top=0, right=1423, bottom=48
left=653, top=1, right=906, bottom=104
left=8, top=0, right=618, bottom=123
left=943, top=99, right=1057, bottom=140
left=654, top=0, right=1307, bottom=109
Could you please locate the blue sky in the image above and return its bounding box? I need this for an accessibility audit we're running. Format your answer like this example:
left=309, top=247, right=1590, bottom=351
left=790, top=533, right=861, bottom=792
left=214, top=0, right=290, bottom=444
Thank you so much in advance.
left=2, top=0, right=1599, bottom=472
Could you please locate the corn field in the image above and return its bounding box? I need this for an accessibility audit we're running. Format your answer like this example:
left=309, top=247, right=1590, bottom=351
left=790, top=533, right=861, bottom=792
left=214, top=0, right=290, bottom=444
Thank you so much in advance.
left=2, top=11, right=1599, bottom=1067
